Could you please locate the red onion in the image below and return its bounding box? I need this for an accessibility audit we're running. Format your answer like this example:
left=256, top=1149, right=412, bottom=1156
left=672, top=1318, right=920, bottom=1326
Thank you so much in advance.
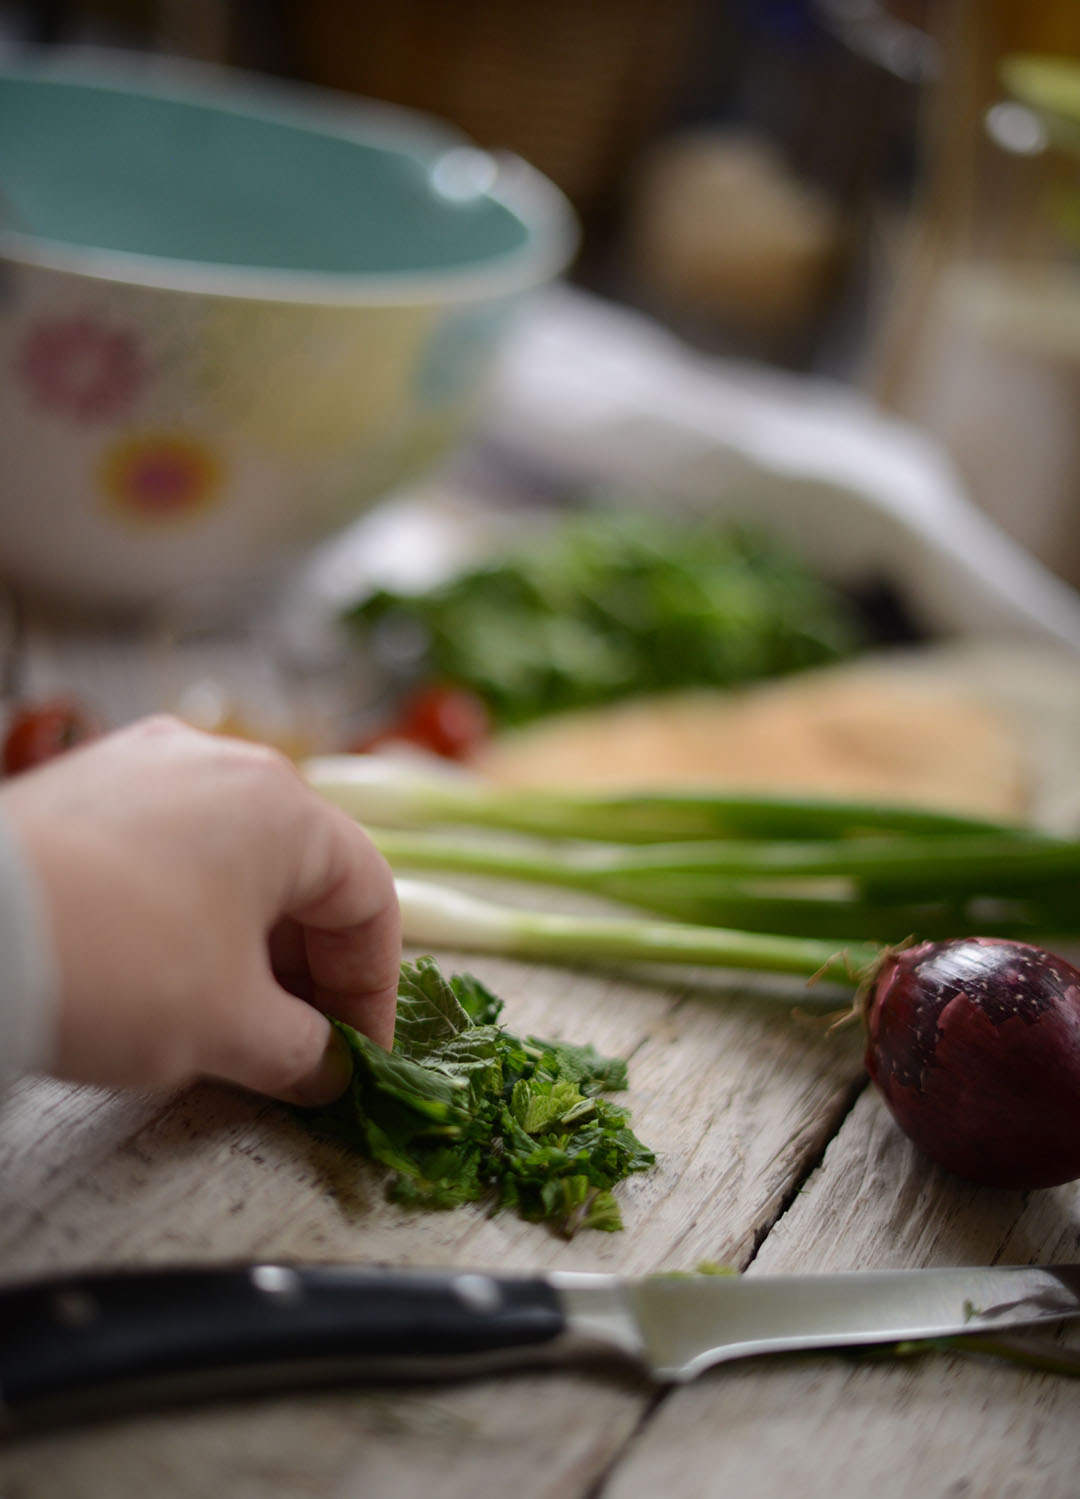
left=864, top=937, right=1080, bottom=1189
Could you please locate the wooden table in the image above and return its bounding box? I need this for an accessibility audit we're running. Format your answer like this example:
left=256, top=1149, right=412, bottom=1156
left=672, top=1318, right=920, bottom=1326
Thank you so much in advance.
left=3, top=588, right=1080, bottom=1498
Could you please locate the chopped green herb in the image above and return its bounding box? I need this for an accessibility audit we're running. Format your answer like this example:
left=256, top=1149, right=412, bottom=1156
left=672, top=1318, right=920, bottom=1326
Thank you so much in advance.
left=299, top=957, right=654, bottom=1237
left=656, top=1262, right=740, bottom=1280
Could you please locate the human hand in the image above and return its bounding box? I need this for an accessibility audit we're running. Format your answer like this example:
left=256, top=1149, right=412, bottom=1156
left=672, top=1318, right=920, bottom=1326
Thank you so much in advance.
left=2, top=715, right=400, bottom=1105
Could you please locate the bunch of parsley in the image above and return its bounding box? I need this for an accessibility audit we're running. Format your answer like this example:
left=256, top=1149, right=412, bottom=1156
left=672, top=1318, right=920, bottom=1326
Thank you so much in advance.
left=347, top=509, right=860, bottom=726
left=300, top=958, right=654, bottom=1238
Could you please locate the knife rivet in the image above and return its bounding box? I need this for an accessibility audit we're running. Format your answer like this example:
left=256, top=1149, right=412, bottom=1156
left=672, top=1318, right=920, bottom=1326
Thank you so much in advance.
left=251, top=1265, right=303, bottom=1300
left=454, top=1274, right=501, bottom=1313
left=51, top=1288, right=99, bottom=1327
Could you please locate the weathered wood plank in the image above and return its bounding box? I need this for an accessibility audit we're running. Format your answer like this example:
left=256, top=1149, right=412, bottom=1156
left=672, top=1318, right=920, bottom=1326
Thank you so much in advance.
left=600, top=1088, right=1080, bottom=1499
left=9, top=611, right=1080, bottom=1498
left=0, top=956, right=863, bottom=1278
left=0, top=953, right=861, bottom=1496
left=602, top=1349, right=1080, bottom=1499
left=1, top=604, right=871, bottom=1497
left=0, top=1376, right=648, bottom=1499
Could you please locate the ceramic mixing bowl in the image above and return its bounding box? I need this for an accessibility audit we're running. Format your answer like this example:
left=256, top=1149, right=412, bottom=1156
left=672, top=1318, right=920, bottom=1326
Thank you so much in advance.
left=0, top=52, right=577, bottom=613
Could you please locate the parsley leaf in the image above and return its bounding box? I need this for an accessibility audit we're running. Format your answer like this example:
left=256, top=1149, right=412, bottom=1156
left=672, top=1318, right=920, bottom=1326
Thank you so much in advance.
left=299, top=956, right=654, bottom=1237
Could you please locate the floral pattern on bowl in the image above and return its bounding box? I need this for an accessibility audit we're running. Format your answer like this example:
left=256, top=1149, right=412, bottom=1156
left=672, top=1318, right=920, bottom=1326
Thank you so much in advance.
left=18, top=312, right=145, bottom=421
left=99, top=430, right=223, bottom=527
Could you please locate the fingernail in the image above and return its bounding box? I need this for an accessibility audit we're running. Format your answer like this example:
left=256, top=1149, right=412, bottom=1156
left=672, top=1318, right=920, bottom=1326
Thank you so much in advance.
left=292, top=1027, right=353, bottom=1108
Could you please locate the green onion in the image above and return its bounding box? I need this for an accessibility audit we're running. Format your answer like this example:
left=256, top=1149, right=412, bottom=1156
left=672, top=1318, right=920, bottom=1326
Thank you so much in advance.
left=368, top=829, right=1080, bottom=943
left=386, top=858, right=1064, bottom=941
left=305, top=755, right=1080, bottom=978
left=304, top=755, right=1031, bottom=845
left=366, top=823, right=1075, bottom=889
left=394, top=879, right=877, bottom=987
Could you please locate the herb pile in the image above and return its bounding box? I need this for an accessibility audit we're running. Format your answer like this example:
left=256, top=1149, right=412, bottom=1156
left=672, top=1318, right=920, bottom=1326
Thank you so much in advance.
left=347, top=509, right=860, bottom=727
left=301, top=957, right=654, bottom=1237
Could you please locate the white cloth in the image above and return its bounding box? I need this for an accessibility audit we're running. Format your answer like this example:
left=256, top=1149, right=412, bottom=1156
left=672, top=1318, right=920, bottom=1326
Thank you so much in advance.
left=0, top=811, right=56, bottom=1096
left=482, top=286, right=1080, bottom=653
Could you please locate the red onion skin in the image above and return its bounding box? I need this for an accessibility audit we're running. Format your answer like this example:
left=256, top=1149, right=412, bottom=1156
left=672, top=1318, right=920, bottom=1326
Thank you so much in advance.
left=864, top=937, right=1080, bottom=1189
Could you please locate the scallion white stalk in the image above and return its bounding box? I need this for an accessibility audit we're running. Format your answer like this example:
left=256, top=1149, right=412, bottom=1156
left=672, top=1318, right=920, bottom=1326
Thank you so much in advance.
left=394, top=878, right=876, bottom=988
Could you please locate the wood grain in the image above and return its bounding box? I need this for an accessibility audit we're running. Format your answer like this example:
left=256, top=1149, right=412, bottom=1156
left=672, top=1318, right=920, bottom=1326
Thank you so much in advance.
left=602, top=1090, right=1080, bottom=1499
left=5, top=620, right=1080, bottom=1496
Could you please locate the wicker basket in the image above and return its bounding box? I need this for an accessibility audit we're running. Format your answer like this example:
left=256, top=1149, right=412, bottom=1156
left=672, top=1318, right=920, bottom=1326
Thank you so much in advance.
left=283, top=0, right=699, bottom=214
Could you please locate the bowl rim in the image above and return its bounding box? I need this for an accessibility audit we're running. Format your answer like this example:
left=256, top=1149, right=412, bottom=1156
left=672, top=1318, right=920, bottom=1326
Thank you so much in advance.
left=0, top=46, right=580, bottom=306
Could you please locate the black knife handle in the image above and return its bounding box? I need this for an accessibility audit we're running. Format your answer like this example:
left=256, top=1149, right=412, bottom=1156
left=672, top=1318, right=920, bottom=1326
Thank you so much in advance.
left=0, top=1264, right=565, bottom=1429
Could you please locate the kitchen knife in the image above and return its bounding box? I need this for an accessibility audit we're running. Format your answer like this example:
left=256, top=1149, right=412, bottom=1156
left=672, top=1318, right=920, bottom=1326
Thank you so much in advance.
left=2, top=1262, right=1079, bottom=1432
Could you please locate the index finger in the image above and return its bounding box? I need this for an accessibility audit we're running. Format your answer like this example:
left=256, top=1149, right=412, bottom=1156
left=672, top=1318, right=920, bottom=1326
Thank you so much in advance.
left=285, top=798, right=401, bottom=1048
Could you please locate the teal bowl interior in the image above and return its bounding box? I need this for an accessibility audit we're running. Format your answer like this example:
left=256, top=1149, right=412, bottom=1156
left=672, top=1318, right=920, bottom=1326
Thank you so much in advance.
left=0, top=59, right=555, bottom=283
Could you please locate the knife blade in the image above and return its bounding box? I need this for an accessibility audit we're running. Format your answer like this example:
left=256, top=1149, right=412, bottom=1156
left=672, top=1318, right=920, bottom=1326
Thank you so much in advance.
left=2, top=1262, right=1078, bottom=1432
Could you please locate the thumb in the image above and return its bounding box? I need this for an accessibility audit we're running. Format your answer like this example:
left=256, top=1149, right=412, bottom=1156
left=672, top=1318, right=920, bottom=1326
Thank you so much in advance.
left=202, top=972, right=354, bottom=1106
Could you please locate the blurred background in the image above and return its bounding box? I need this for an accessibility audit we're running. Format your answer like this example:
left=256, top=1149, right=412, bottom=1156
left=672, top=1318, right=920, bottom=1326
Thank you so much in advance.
left=2, top=0, right=1078, bottom=589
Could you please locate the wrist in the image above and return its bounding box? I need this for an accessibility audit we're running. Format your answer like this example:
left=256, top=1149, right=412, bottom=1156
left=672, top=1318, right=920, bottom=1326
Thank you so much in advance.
left=0, top=807, right=60, bottom=1093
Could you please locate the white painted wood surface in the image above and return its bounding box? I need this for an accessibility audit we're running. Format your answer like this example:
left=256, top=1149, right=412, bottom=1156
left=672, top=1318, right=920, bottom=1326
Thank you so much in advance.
left=3, top=617, right=1080, bottom=1498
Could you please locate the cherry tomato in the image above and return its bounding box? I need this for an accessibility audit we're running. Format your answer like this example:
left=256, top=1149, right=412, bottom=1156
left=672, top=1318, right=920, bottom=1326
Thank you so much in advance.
left=2, top=698, right=102, bottom=776
left=349, top=684, right=491, bottom=761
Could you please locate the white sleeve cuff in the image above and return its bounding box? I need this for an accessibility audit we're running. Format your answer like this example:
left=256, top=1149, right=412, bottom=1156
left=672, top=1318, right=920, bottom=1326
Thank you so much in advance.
left=0, top=810, right=58, bottom=1094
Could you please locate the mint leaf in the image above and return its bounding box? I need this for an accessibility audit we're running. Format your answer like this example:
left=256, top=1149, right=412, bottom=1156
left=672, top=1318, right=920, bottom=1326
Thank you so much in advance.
left=448, top=971, right=505, bottom=1027
left=528, top=1036, right=629, bottom=1095
left=511, top=1077, right=585, bottom=1134
left=299, top=957, right=654, bottom=1237
left=393, top=955, right=471, bottom=1057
